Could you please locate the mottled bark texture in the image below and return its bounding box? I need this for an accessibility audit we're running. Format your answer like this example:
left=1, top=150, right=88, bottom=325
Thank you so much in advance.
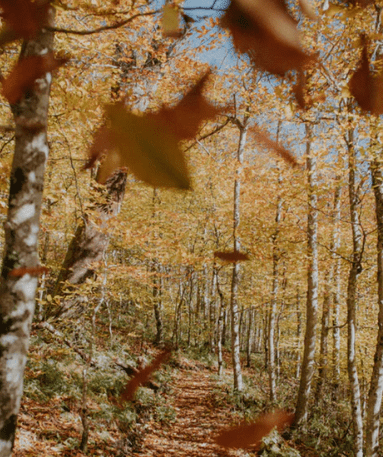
left=366, top=155, right=383, bottom=457
left=0, top=9, right=55, bottom=457
left=295, top=126, right=318, bottom=425
left=317, top=182, right=341, bottom=396
left=269, top=173, right=282, bottom=403
left=346, top=128, right=364, bottom=457
left=230, top=117, right=248, bottom=392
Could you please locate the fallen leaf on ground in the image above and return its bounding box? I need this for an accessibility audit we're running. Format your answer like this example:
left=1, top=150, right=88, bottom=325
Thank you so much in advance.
left=215, top=411, right=294, bottom=449
left=221, top=0, right=313, bottom=75
left=120, top=349, right=171, bottom=404
left=214, top=251, right=250, bottom=262
left=87, top=72, right=222, bottom=189
left=2, top=53, right=68, bottom=104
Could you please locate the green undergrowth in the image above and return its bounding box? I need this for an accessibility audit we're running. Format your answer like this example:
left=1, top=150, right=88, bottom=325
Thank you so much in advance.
left=23, top=326, right=177, bottom=455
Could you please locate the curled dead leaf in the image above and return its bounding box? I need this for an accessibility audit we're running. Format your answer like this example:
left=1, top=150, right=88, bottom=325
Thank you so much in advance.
left=1, top=53, right=68, bottom=104
left=214, top=251, right=250, bottom=262
left=215, top=411, right=294, bottom=449
left=120, top=349, right=171, bottom=404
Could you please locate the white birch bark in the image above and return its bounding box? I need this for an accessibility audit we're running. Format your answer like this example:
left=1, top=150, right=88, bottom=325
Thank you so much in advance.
left=269, top=173, right=282, bottom=403
left=317, top=181, right=341, bottom=395
left=295, top=125, right=318, bottom=424
left=366, top=154, right=383, bottom=457
left=0, top=8, right=55, bottom=456
left=346, top=128, right=364, bottom=457
left=230, top=117, right=248, bottom=392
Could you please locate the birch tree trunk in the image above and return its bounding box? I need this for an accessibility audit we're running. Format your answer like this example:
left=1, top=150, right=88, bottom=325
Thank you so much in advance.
left=295, top=125, right=318, bottom=425
left=366, top=154, right=383, bottom=457
left=346, top=128, right=364, bottom=457
left=317, top=181, right=341, bottom=396
left=0, top=8, right=55, bottom=456
left=332, top=186, right=342, bottom=389
left=230, top=117, right=248, bottom=392
left=269, top=174, right=282, bottom=403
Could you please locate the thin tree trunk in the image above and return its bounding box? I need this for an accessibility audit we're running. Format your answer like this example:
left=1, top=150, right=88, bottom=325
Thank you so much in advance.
left=366, top=154, right=383, bottom=457
left=346, top=128, right=364, bottom=457
left=269, top=172, right=282, bottom=403
left=296, top=291, right=302, bottom=380
left=295, top=125, right=318, bottom=425
left=217, top=277, right=225, bottom=377
left=0, top=9, right=55, bottom=456
left=246, top=308, right=253, bottom=368
left=317, top=182, right=341, bottom=396
left=332, top=189, right=342, bottom=390
left=230, top=118, right=248, bottom=392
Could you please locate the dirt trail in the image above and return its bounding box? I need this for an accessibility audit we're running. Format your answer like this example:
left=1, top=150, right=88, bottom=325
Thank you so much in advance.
left=134, top=367, right=246, bottom=457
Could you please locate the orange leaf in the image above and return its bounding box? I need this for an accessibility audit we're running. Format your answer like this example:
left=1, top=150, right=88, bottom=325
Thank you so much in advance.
left=2, top=53, right=68, bottom=104
left=214, top=251, right=250, bottom=262
left=215, top=411, right=294, bottom=449
left=9, top=266, right=49, bottom=277
left=221, top=0, right=313, bottom=75
left=0, top=0, right=50, bottom=40
left=87, top=72, right=222, bottom=188
left=349, top=37, right=383, bottom=115
left=120, top=349, right=171, bottom=403
left=250, top=125, right=300, bottom=167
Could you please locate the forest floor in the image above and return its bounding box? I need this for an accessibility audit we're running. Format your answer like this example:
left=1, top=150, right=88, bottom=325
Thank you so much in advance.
left=132, top=360, right=249, bottom=457
left=12, top=351, right=255, bottom=457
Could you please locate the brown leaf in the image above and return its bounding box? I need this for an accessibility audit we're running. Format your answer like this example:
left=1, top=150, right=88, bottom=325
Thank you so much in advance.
left=215, top=411, right=294, bottom=449
left=9, top=266, right=49, bottom=277
left=120, top=349, right=171, bottom=403
left=250, top=125, right=300, bottom=167
left=221, top=0, right=313, bottom=75
left=2, top=53, right=68, bottom=104
left=87, top=72, right=222, bottom=188
left=0, top=0, right=50, bottom=40
left=349, top=37, right=383, bottom=114
left=214, top=251, right=250, bottom=262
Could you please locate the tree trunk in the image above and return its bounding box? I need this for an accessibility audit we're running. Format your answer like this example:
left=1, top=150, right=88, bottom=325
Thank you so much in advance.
left=269, top=172, right=282, bottom=403
left=295, top=125, right=318, bottom=425
left=296, top=291, right=302, bottom=380
left=246, top=308, right=253, bottom=368
left=317, top=181, right=341, bottom=396
left=346, top=127, right=364, bottom=457
left=230, top=118, right=248, bottom=392
left=216, top=277, right=225, bottom=377
left=0, top=9, right=55, bottom=456
left=50, top=170, right=127, bottom=317
left=366, top=154, right=383, bottom=457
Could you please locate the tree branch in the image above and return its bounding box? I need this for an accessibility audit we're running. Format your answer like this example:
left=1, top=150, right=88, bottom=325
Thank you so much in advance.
left=46, top=10, right=159, bottom=35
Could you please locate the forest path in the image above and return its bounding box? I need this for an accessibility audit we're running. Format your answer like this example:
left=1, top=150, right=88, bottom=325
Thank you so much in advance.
left=134, top=365, right=246, bottom=457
